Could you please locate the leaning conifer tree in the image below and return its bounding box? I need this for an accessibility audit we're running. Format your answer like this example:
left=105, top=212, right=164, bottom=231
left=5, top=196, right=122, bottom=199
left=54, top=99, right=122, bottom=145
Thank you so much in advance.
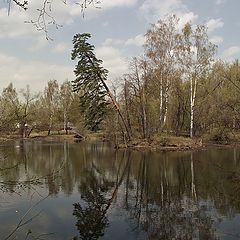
left=71, top=33, right=132, bottom=140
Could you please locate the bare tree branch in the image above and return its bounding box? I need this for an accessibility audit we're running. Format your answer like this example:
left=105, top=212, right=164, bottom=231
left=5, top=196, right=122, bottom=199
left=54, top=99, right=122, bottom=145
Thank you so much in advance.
left=4, top=194, right=49, bottom=240
left=8, top=0, right=101, bottom=39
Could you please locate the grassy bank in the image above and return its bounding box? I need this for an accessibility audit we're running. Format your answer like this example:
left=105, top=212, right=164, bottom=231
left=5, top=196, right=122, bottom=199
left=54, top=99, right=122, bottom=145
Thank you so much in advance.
left=118, top=135, right=204, bottom=151
left=0, top=131, right=239, bottom=151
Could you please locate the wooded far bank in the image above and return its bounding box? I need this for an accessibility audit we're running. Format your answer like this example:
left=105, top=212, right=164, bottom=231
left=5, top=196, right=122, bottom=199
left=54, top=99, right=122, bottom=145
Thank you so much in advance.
left=0, top=15, right=240, bottom=146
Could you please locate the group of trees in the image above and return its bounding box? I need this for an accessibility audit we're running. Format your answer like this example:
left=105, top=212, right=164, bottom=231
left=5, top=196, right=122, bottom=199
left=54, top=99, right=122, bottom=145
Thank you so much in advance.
left=71, top=33, right=132, bottom=140
left=115, top=16, right=240, bottom=140
left=0, top=80, right=81, bottom=137
left=71, top=15, right=240, bottom=141
left=1, top=14, right=240, bottom=141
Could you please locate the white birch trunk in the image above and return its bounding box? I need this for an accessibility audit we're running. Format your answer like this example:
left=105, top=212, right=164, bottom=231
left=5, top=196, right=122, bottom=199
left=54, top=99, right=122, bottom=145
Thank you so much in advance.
left=159, top=73, right=163, bottom=128
left=163, top=74, right=169, bottom=125
left=190, top=77, right=197, bottom=138
left=190, top=78, right=193, bottom=138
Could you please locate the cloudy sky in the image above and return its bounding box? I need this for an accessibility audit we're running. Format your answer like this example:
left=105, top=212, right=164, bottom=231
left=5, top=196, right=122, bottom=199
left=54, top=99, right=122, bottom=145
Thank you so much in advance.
left=0, top=0, right=239, bottom=92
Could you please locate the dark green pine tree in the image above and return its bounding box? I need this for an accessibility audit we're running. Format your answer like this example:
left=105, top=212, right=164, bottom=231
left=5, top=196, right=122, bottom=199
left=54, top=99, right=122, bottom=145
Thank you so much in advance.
left=71, top=33, right=132, bottom=140
left=71, top=33, right=110, bottom=131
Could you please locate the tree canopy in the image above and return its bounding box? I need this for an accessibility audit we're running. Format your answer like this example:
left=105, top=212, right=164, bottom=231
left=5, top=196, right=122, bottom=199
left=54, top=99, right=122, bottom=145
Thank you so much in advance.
left=1, top=15, right=240, bottom=143
left=71, top=33, right=110, bottom=131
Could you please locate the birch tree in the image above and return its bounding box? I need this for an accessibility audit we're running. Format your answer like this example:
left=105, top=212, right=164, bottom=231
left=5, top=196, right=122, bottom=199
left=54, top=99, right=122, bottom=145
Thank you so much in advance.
left=0, top=84, right=38, bottom=137
left=43, top=80, right=59, bottom=135
left=181, top=23, right=216, bottom=138
left=0, top=83, right=20, bottom=133
left=59, top=81, right=73, bottom=134
left=123, top=57, right=151, bottom=138
left=122, top=79, right=133, bottom=137
left=144, top=15, right=181, bottom=130
left=19, top=85, right=39, bottom=137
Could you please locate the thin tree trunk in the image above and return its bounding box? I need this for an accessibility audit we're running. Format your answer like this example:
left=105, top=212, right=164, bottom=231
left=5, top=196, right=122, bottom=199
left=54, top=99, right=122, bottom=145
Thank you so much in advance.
left=233, top=117, right=236, bottom=131
left=234, top=147, right=237, bottom=165
left=102, top=80, right=132, bottom=141
left=48, top=110, right=53, bottom=136
left=190, top=78, right=193, bottom=138
left=190, top=77, right=197, bottom=138
left=163, top=74, right=169, bottom=125
left=64, top=111, right=69, bottom=134
left=175, top=100, right=181, bottom=136
left=159, top=73, right=163, bottom=130
left=27, top=127, right=34, bottom=137
left=87, top=56, right=132, bottom=141
left=140, top=86, right=147, bottom=138
left=124, top=80, right=133, bottom=137
left=20, top=121, right=27, bottom=138
left=63, top=111, right=66, bottom=133
left=142, top=103, right=147, bottom=138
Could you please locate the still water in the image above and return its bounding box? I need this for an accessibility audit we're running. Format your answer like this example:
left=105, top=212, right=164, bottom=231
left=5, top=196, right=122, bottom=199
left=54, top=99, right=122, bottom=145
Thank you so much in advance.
left=0, top=141, right=240, bottom=240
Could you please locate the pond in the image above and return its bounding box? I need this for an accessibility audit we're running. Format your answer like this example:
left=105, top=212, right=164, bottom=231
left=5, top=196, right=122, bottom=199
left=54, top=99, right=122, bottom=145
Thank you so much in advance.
left=0, top=141, right=240, bottom=239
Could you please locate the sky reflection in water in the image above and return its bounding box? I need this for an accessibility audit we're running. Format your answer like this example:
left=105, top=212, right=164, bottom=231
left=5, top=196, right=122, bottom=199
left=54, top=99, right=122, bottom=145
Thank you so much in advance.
left=0, top=141, right=240, bottom=240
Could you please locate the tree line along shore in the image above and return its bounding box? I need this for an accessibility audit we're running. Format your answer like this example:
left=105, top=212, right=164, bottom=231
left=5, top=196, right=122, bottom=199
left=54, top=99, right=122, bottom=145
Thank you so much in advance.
left=0, top=15, right=240, bottom=149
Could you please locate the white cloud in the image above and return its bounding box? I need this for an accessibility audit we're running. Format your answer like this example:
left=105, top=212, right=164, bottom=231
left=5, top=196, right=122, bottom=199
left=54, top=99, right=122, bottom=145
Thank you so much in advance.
left=0, top=53, right=74, bottom=92
left=52, top=42, right=70, bottom=53
left=26, top=1, right=81, bottom=26
left=0, top=8, right=37, bottom=39
left=177, top=12, right=198, bottom=29
left=140, top=0, right=184, bottom=20
left=69, top=0, right=137, bottom=20
left=210, top=36, right=223, bottom=45
left=222, top=46, right=240, bottom=60
left=95, top=46, right=128, bottom=78
left=101, top=0, right=137, bottom=8
left=102, top=21, right=109, bottom=27
left=28, top=35, right=49, bottom=52
left=140, top=0, right=198, bottom=24
left=125, top=34, right=145, bottom=47
left=206, top=18, right=224, bottom=33
left=0, top=1, right=77, bottom=40
left=103, top=35, right=145, bottom=47
left=216, top=0, right=224, bottom=5
left=0, top=0, right=137, bottom=40
left=103, top=38, right=124, bottom=46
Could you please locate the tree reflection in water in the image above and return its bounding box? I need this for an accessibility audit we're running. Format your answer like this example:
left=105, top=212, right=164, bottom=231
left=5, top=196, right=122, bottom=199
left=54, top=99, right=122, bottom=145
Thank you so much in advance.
left=73, top=168, right=111, bottom=240
left=72, top=151, right=219, bottom=240
left=73, top=151, right=131, bottom=240
left=0, top=142, right=240, bottom=239
left=73, top=153, right=225, bottom=239
left=122, top=153, right=219, bottom=240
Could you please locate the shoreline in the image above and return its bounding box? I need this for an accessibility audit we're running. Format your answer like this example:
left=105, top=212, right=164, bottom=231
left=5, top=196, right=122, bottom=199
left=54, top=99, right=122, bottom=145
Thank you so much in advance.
left=0, top=133, right=239, bottom=151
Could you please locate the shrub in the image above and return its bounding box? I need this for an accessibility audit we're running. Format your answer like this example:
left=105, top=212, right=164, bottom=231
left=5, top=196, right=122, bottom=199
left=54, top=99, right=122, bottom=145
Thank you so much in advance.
left=208, top=127, right=231, bottom=142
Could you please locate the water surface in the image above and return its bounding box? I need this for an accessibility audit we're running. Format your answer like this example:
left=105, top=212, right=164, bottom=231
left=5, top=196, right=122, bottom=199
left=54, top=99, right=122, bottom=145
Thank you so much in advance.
left=0, top=141, right=240, bottom=239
